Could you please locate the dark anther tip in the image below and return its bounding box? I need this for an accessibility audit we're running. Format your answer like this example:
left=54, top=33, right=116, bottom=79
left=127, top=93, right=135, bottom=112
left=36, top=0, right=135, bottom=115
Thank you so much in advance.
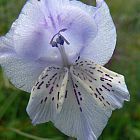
left=50, top=28, right=70, bottom=46
left=51, top=41, right=58, bottom=47
left=56, top=35, right=65, bottom=45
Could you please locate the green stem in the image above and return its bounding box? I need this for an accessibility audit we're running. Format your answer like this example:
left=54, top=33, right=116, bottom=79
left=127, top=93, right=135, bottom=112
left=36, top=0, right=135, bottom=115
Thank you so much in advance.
left=9, top=128, right=62, bottom=140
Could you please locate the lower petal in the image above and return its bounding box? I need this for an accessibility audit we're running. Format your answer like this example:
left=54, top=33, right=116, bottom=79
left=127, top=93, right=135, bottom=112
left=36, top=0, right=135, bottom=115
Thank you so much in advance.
left=71, top=58, right=130, bottom=110
left=53, top=77, right=112, bottom=140
left=26, top=66, right=69, bottom=124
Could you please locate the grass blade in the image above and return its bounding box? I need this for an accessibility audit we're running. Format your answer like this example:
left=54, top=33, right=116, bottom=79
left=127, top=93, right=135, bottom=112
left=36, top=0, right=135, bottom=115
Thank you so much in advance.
left=9, top=128, right=62, bottom=140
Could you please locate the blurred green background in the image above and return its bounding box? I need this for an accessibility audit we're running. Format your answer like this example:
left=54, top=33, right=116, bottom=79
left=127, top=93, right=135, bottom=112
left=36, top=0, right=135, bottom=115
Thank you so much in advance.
left=0, top=0, right=140, bottom=140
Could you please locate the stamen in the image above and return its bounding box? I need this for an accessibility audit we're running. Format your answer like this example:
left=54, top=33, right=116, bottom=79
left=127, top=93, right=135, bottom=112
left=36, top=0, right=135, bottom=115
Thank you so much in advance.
left=51, top=41, right=58, bottom=48
left=50, top=29, right=70, bottom=67
left=50, top=28, right=69, bottom=45
left=56, top=35, right=65, bottom=45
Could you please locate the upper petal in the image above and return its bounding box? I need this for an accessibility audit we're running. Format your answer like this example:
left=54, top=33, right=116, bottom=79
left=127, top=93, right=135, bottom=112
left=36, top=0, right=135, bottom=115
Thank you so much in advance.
left=12, top=0, right=98, bottom=65
left=59, top=5, right=97, bottom=63
left=81, top=0, right=117, bottom=65
left=13, top=0, right=49, bottom=60
left=70, top=0, right=96, bottom=16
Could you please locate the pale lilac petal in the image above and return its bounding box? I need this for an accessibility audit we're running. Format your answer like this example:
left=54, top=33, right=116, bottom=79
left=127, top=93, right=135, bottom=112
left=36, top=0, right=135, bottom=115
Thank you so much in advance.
left=13, top=0, right=48, bottom=60
left=0, top=20, right=17, bottom=57
left=53, top=77, right=112, bottom=140
left=70, top=0, right=96, bottom=16
left=81, top=0, right=117, bottom=65
left=1, top=55, right=46, bottom=92
left=71, top=58, right=130, bottom=110
left=13, top=0, right=97, bottom=65
left=0, top=17, right=47, bottom=92
left=12, top=0, right=65, bottom=65
left=40, top=0, right=69, bottom=13
left=0, top=36, right=14, bottom=57
left=26, top=65, right=112, bottom=140
left=59, top=5, right=97, bottom=63
left=26, top=66, right=69, bottom=124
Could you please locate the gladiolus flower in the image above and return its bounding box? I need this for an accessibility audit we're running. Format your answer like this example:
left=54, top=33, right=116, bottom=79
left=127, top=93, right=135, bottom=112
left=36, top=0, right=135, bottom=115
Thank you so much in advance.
left=0, top=0, right=130, bottom=140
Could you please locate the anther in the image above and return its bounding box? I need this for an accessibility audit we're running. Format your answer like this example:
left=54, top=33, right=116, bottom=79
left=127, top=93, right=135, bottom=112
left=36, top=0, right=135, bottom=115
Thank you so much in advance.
left=50, top=29, right=70, bottom=67
left=51, top=41, right=58, bottom=48
left=50, top=28, right=70, bottom=47
left=56, top=35, right=65, bottom=45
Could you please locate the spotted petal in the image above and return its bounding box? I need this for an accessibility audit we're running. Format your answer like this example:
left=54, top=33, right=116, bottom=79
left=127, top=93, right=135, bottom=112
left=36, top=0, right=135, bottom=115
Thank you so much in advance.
left=70, top=58, right=130, bottom=110
left=26, top=66, right=69, bottom=124
left=53, top=75, right=112, bottom=140
left=26, top=63, right=112, bottom=140
left=26, top=58, right=129, bottom=140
